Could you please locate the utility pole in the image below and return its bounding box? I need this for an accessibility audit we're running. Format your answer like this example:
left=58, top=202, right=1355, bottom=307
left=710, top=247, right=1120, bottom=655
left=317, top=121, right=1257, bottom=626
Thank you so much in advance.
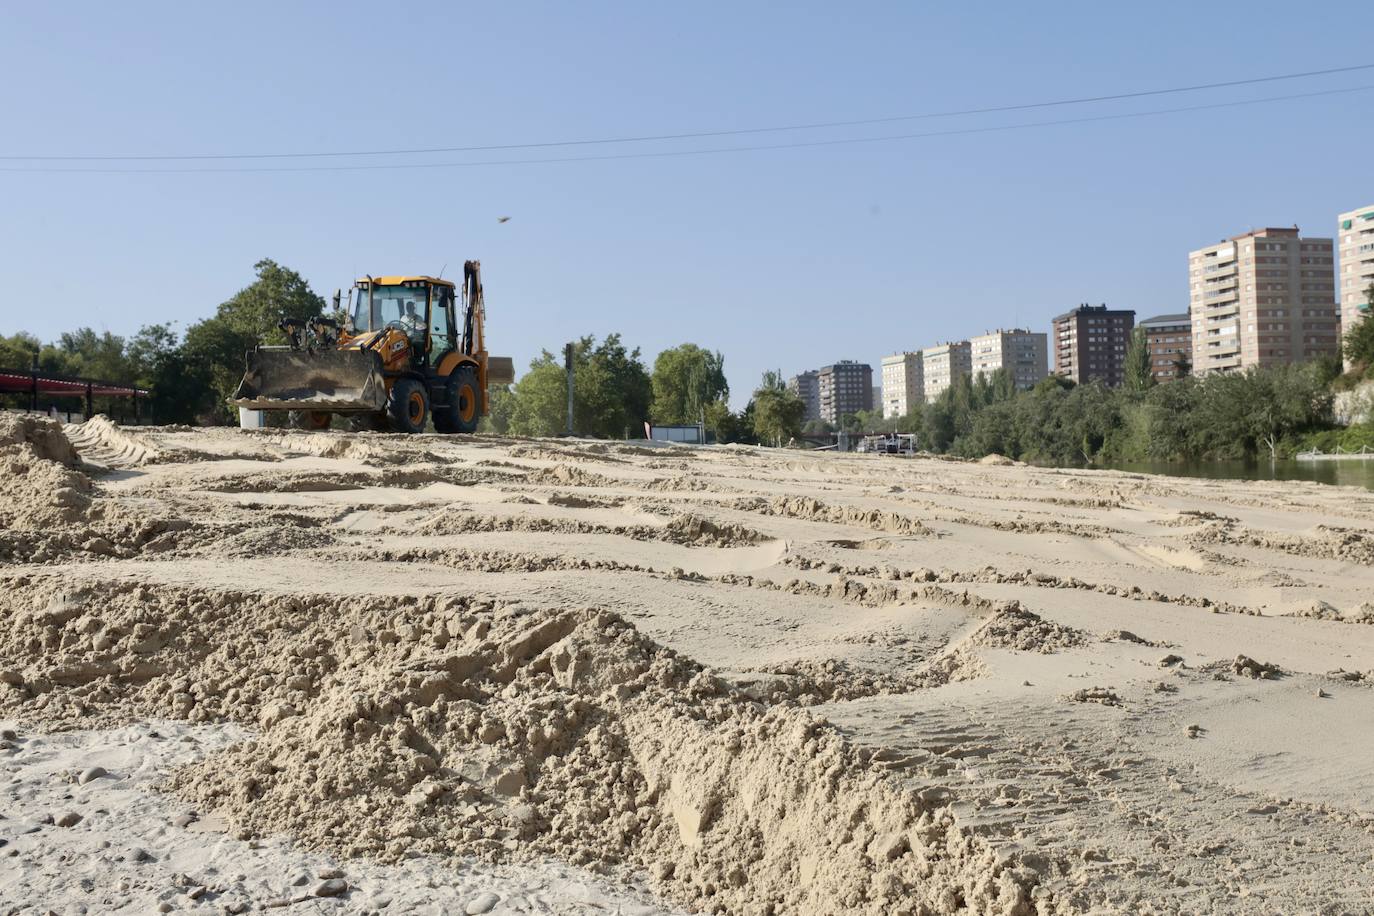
left=564, top=342, right=575, bottom=437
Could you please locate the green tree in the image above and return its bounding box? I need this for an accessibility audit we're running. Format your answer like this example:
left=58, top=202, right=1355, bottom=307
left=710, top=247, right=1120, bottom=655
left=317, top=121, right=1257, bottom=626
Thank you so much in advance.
left=126, top=324, right=180, bottom=386
left=921, top=388, right=957, bottom=453
left=56, top=328, right=131, bottom=382
left=123, top=323, right=217, bottom=424
left=1184, top=364, right=1332, bottom=459
left=0, top=332, right=45, bottom=371
left=1344, top=283, right=1374, bottom=377
left=506, top=335, right=652, bottom=439
left=1124, top=327, right=1156, bottom=395
left=479, top=385, right=517, bottom=434
left=0, top=332, right=72, bottom=411
left=577, top=334, right=652, bottom=438
left=507, top=358, right=569, bottom=437
left=650, top=344, right=728, bottom=424
left=184, top=259, right=326, bottom=422
left=703, top=398, right=749, bottom=444
left=0, top=332, right=72, bottom=375
left=1248, top=363, right=1334, bottom=458
left=752, top=370, right=805, bottom=446
left=837, top=413, right=864, bottom=434
left=1143, top=375, right=1203, bottom=459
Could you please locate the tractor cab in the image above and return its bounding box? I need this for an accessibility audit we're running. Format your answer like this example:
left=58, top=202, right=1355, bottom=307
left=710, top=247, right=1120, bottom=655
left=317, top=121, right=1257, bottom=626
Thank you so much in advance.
left=347, top=276, right=458, bottom=366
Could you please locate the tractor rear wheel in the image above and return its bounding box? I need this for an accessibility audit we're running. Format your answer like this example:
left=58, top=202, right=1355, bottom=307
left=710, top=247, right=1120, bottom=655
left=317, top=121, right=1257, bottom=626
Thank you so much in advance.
left=387, top=377, right=429, bottom=434
left=434, top=365, right=481, bottom=434
left=288, top=410, right=331, bottom=430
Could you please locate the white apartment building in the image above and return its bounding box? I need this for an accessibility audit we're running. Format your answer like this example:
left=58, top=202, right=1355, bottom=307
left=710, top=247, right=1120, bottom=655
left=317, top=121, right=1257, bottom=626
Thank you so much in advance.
left=1339, top=205, right=1374, bottom=352
left=922, top=341, right=972, bottom=403
left=880, top=351, right=923, bottom=418
left=1188, top=227, right=1339, bottom=374
left=969, top=329, right=1048, bottom=390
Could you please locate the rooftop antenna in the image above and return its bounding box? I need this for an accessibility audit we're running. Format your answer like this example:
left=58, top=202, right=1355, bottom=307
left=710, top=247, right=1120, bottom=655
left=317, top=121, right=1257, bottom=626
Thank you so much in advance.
left=437, top=262, right=448, bottom=279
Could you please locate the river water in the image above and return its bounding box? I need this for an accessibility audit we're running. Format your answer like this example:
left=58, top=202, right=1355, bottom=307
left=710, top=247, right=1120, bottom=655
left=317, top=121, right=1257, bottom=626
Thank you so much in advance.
left=1101, top=458, right=1374, bottom=491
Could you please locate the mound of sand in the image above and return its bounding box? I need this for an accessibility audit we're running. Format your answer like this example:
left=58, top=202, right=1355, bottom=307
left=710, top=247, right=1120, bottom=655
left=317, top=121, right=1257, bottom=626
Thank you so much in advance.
left=0, top=415, right=97, bottom=561
left=0, top=577, right=1040, bottom=915
left=660, top=514, right=767, bottom=547
left=0, top=419, right=194, bottom=564
left=735, top=496, right=930, bottom=536
left=968, top=605, right=1087, bottom=654
left=0, top=413, right=82, bottom=465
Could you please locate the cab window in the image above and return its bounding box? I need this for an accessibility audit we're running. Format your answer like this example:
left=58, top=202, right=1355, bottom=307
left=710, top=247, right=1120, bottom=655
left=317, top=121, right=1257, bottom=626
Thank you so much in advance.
left=351, top=284, right=428, bottom=346
left=430, top=285, right=456, bottom=362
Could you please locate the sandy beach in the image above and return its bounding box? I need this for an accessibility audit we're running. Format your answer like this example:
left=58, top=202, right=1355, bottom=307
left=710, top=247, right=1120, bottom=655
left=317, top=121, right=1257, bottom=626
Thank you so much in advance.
left=3, top=414, right=1374, bottom=914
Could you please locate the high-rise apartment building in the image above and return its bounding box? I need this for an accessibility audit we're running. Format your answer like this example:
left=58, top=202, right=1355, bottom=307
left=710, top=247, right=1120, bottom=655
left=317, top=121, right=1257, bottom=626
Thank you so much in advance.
left=880, top=352, right=924, bottom=418
left=1051, top=304, right=1135, bottom=386
left=1138, top=313, right=1192, bottom=382
left=817, top=361, right=873, bottom=423
left=1188, top=227, right=1338, bottom=374
left=787, top=370, right=820, bottom=423
left=969, top=329, right=1048, bottom=390
left=1338, top=205, right=1374, bottom=349
left=921, top=341, right=972, bottom=402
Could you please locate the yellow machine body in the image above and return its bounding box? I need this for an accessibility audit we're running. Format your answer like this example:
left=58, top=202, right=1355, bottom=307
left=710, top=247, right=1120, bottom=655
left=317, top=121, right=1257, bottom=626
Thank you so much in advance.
left=232, top=262, right=513, bottom=433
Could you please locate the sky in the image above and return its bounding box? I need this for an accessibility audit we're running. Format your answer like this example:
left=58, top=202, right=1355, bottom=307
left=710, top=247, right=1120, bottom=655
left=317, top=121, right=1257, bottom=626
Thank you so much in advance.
left=3, top=1, right=1372, bottom=407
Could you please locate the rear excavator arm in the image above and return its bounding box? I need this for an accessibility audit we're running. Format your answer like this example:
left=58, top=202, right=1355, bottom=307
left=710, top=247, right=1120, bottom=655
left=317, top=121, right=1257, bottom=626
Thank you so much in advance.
left=462, top=259, right=485, bottom=359
left=462, top=260, right=514, bottom=393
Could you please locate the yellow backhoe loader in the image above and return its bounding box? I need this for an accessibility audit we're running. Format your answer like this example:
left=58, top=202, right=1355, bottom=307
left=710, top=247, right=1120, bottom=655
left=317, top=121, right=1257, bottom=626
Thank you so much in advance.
left=233, top=260, right=514, bottom=433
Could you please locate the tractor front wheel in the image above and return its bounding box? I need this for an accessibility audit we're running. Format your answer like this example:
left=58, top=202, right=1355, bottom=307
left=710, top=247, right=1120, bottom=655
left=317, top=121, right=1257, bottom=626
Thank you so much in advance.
left=387, top=378, right=429, bottom=434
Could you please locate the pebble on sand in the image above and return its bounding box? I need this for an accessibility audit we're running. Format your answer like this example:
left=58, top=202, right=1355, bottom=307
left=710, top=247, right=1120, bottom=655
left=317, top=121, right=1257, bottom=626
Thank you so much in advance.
left=78, top=766, right=108, bottom=785
left=464, top=892, right=501, bottom=915
left=55, top=812, right=83, bottom=827
left=313, top=877, right=348, bottom=898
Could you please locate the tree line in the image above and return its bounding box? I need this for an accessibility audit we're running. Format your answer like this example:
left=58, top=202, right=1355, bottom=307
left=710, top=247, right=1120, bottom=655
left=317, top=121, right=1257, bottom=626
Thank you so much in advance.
left=1, top=259, right=325, bottom=423
left=4, top=261, right=1370, bottom=460
left=822, top=310, right=1374, bottom=462
left=0, top=258, right=806, bottom=441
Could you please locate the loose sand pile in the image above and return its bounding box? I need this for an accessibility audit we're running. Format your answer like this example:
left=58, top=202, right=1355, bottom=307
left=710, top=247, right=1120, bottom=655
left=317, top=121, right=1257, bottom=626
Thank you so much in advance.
left=4, top=416, right=1374, bottom=914
left=0, top=579, right=1037, bottom=915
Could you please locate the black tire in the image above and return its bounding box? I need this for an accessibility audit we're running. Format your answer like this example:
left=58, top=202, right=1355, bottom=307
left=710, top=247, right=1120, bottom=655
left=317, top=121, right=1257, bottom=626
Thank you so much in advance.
left=288, top=410, right=331, bottom=430
left=433, top=365, right=481, bottom=434
left=347, top=412, right=387, bottom=432
left=387, top=377, right=429, bottom=434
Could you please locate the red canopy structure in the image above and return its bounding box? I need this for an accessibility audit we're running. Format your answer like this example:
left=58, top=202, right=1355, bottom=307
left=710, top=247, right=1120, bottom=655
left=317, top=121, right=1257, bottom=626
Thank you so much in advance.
left=0, top=366, right=149, bottom=419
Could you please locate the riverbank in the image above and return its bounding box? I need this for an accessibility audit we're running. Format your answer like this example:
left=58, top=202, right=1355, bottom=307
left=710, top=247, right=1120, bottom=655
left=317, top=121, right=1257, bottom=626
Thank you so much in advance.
left=1094, top=456, right=1374, bottom=490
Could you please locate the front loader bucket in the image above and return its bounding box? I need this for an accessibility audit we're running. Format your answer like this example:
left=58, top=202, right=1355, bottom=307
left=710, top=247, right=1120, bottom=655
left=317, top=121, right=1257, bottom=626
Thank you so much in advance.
left=232, top=347, right=387, bottom=412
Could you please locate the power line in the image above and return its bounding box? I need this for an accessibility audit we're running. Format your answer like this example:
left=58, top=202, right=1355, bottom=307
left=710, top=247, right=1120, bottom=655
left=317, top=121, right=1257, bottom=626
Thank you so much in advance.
left=3, top=63, right=1372, bottom=162
left=2, top=84, right=1368, bottom=175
